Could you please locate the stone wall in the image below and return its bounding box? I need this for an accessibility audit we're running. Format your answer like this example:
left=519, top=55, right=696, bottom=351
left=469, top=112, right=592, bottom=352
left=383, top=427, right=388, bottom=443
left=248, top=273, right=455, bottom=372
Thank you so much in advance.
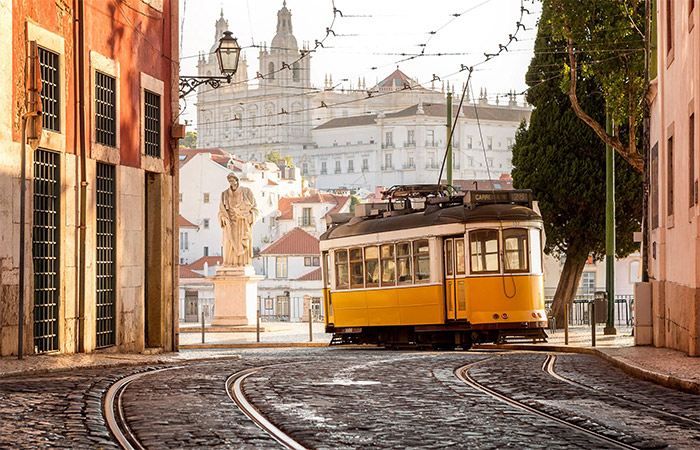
left=651, top=279, right=700, bottom=356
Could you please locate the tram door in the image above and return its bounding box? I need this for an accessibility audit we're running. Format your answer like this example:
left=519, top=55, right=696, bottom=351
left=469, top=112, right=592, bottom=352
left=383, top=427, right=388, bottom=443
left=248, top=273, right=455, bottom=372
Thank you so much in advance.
left=444, top=237, right=467, bottom=321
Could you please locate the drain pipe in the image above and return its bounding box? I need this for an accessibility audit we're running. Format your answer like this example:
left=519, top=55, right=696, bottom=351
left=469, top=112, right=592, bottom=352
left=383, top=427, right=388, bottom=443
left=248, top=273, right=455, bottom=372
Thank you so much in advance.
left=76, top=0, right=87, bottom=353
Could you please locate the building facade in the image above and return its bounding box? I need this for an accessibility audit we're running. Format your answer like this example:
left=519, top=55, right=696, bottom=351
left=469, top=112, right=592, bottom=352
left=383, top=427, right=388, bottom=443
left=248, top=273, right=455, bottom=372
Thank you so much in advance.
left=0, top=0, right=180, bottom=356
left=193, top=2, right=529, bottom=191
left=647, top=0, right=700, bottom=355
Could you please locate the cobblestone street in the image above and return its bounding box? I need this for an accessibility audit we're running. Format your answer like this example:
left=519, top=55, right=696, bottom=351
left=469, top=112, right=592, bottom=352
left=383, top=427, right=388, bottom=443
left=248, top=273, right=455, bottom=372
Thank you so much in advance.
left=1, top=348, right=699, bottom=449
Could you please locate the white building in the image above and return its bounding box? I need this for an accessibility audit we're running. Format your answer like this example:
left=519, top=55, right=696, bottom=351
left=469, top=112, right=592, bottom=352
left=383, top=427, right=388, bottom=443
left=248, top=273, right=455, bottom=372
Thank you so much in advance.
left=276, top=192, right=352, bottom=237
left=256, top=227, right=325, bottom=321
left=178, top=148, right=303, bottom=265
left=194, top=3, right=529, bottom=192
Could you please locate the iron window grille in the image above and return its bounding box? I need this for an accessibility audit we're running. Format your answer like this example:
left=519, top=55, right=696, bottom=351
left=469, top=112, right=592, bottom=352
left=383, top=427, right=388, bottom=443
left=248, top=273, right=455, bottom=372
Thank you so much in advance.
left=144, top=90, right=161, bottom=157
left=96, top=163, right=116, bottom=348
left=95, top=71, right=116, bottom=146
left=33, top=149, right=60, bottom=353
left=38, top=47, right=60, bottom=132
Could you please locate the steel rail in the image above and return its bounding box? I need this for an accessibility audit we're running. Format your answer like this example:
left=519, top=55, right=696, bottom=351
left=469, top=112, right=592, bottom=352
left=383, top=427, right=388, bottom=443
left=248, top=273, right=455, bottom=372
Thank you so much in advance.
left=225, top=367, right=308, bottom=450
left=104, top=367, right=182, bottom=450
left=542, top=354, right=700, bottom=427
left=455, top=360, right=638, bottom=450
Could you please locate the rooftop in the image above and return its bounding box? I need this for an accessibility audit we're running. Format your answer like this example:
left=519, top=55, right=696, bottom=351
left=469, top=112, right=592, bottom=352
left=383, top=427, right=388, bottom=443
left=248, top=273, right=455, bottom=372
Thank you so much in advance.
left=185, top=256, right=223, bottom=271
left=259, top=227, right=320, bottom=256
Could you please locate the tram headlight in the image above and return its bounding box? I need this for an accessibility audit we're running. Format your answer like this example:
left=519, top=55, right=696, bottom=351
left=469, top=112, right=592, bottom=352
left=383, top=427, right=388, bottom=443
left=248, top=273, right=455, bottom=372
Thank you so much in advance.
left=502, top=313, right=509, bottom=319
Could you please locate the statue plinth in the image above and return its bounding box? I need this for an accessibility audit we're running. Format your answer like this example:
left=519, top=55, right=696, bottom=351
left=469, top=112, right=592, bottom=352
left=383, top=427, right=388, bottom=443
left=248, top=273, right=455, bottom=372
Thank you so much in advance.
left=211, top=265, right=263, bottom=327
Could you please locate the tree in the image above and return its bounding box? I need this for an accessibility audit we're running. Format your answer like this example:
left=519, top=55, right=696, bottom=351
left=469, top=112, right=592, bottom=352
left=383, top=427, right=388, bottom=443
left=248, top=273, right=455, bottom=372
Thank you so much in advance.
left=512, top=3, right=643, bottom=325
left=180, top=131, right=197, bottom=149
left=546, top=0, right=646, bottom=171
left=265, top=150, right=293, bottom=166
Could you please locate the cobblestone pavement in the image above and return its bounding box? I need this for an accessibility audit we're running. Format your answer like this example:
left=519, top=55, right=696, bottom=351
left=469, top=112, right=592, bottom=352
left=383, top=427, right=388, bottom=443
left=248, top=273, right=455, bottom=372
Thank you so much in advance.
left=1, top=348, right=699, bottom=449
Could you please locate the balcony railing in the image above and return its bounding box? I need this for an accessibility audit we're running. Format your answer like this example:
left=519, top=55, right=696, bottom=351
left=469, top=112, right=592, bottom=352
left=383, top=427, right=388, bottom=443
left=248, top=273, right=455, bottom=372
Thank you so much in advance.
left=381, top=165, right=394, bottom=171
left=297, top=217, right=316, bottom=227
left=381, top=143, right=395, bottom=149
left=425, top=163, right=440, bottom=169
left=362, top=166, right=369, bottom=172
left=403, top=141, right=416, bottom=147
left=401, top=163, right=416, bottom=170
left=425, top=140, right=437, bottom=147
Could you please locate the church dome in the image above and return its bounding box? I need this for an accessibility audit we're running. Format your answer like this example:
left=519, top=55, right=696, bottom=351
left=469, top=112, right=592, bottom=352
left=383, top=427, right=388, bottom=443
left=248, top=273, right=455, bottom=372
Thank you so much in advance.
left=270, top=1, right=298, bottom=53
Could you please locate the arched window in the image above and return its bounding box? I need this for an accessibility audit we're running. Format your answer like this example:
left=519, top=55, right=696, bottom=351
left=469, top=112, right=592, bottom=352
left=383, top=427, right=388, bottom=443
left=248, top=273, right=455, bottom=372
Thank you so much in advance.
left=268, top=62, right=275, bottom=79
left=292, top=63, right=300, bottom=82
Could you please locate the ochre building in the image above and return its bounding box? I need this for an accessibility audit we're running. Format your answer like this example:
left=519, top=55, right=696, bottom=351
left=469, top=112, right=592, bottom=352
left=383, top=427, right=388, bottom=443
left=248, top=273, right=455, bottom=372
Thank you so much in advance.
left=0, top=0, right=180, bottom=356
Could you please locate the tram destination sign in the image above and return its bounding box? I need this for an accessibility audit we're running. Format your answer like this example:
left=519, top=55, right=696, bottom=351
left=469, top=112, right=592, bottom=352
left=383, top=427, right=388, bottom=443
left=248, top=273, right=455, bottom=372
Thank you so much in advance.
left=463, top=190, right=533, bottom=209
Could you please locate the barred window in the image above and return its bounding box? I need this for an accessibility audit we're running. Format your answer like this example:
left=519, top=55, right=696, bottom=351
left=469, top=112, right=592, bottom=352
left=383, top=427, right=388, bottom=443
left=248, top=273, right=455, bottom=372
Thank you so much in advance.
left=95, top=71, right=116, bottom=146
left=144, top=90, right=161, bottom=157
left=38, top=47, right=60, bottom=132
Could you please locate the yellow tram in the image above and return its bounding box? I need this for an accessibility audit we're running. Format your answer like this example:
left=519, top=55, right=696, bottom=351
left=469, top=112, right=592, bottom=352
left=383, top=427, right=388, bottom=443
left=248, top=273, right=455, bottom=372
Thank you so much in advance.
left=320, top=185, right=547, bottom=349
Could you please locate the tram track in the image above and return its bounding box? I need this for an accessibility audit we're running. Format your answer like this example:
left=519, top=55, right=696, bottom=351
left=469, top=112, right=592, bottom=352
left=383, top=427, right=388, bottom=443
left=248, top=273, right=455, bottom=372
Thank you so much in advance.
left=454, top=358, right=638, bottom=450
left=542, top=353, right=700, bottom=427
left=226, top=365, right=308, bottom=450
left=104, top=366, right=183, bottom=450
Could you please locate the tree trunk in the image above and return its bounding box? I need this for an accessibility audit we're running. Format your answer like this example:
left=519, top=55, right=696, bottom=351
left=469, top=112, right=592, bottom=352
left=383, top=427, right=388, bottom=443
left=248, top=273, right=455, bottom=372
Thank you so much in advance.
left=550, top=254, right=587, bottom=327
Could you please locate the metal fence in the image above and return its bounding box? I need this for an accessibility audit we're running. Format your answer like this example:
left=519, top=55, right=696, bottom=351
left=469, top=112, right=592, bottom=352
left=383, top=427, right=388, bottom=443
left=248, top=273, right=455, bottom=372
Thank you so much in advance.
left=544, top=294, right=634, bottom=326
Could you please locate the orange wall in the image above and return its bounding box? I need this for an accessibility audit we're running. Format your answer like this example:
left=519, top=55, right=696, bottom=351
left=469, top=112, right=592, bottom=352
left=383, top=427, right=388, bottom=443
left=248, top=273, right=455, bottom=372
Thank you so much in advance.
left=12, top=0, right=176, bottom=169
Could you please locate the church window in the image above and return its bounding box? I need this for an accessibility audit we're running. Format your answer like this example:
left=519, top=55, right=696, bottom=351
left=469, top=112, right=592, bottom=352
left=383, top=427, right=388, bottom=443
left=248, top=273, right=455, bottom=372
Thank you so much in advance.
left=348, top=160, right=354, bottom=173
left=321, top=162, right=327, bottom=174
left=293, top=63, right=300, bottom=82
left=335, top=160, right=341, bottom=174
left=268, top=62, right=275, bottom=79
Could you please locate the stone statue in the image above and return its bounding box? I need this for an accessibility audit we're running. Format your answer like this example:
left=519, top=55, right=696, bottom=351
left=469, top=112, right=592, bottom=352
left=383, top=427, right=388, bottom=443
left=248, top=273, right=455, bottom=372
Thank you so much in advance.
left=219, top=173, right=258, bottom=267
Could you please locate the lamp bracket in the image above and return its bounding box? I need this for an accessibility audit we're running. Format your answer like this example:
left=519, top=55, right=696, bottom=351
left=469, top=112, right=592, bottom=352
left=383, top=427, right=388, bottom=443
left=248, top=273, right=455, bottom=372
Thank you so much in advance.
left=179, top=75, right=232, bottom=98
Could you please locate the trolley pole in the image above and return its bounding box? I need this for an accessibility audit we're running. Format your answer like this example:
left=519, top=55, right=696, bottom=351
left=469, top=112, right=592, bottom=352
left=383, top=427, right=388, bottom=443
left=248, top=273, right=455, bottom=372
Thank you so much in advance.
left=605, top=108, right=617, bottom=335
left=446, top=92, right=453, bottom=192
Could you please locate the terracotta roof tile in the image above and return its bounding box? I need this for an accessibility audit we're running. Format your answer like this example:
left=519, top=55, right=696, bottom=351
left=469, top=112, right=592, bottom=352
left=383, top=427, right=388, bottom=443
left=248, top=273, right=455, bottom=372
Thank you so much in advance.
left=185, top=256, right=223, bottom=270
left=267, top=179, right=279, bottom=186
left=259, top=227, right=320, bottom=256
left=295, top=267, right=322, bottom=281
left=179, top=148, right=229, bottom=167
left=324, top=196, right=351, bottom=219
left=179, top=215, right=198, bottom=228
left=278, top=196, right=301, bottom=220
left=179, top=265, right=205, bottom=279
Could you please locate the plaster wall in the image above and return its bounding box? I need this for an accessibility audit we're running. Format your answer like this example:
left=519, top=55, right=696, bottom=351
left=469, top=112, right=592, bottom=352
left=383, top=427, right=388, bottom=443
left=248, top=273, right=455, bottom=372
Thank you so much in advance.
left=648, top=0, right=700, bottom=355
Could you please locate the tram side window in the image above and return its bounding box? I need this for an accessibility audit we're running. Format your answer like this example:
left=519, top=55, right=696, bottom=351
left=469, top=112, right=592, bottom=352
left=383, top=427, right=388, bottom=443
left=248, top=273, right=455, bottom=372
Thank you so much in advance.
left=445, top=239, right=454, bottom=276
left=380, top=244, right=396, bottom=286
left=323, top=251, right=330, bottom=288
left=350, top=248, right=364, bottom=288
left=470, top=229, right=499, bottom=273
left=397, top=242, right=413, bottom=284
left=413, top=239, right=430, bottom=282
left=503, top=228, right=529, bottom=273
left=365, top=246, right=380, bottom=287
left=455, top=238, right=466, bottom=275
left=335, top=250, right=349, bottom=289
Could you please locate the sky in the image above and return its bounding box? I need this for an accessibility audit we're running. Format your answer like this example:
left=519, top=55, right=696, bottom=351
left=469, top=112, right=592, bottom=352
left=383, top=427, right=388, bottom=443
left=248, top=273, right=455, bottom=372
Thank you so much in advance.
left=178, top=0, right=542, bottom=127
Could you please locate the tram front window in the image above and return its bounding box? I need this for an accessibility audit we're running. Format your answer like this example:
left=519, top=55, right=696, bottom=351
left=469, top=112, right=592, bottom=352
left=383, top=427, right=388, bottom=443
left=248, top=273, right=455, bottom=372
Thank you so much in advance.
left=381, top=244, right=396, bottom=286
left=397, top=242, right=413, bottom=284
left=335, top=250, right=349, bottom=289
left=503, top=228, right=529, bottom=273
left=470, top=229, right=499, bottom=273
left=350, top=248, right=364, bottom=288
left=365, top=246, right=380, bottom=287
left=414, top=239, right=430, bottom=282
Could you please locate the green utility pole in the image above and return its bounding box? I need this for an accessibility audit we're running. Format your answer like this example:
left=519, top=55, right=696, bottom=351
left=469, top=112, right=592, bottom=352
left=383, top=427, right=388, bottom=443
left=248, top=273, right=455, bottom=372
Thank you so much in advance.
left=605, top=108, right=617, bottom=335
left=446, top=92, right=453, bottom=192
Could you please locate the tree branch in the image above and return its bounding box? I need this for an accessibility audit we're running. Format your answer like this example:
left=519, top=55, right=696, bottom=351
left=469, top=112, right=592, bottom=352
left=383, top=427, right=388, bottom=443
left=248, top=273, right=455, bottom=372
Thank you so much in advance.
left=564, top=26, right=643, bottom=172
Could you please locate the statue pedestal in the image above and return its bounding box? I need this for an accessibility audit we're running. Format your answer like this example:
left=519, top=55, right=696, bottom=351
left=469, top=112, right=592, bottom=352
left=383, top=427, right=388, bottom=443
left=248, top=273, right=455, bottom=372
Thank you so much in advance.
left=211, top=266, right=263, bottom=326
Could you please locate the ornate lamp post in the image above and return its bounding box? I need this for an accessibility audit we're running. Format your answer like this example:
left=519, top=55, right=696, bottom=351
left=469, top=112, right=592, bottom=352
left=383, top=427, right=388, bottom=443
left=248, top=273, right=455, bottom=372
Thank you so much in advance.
left=179, top=31, right=240, bottom=98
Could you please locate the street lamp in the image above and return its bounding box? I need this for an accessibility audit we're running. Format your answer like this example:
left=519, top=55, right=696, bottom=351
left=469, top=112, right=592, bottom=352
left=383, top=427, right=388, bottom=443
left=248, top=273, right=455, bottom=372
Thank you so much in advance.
left=179, top=31, right=241, bottom=98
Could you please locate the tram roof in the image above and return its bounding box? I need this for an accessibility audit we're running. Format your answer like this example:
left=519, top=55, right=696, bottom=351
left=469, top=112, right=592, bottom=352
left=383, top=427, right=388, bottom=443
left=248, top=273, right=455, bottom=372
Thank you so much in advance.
left=320, top=203, right=541, bottom=241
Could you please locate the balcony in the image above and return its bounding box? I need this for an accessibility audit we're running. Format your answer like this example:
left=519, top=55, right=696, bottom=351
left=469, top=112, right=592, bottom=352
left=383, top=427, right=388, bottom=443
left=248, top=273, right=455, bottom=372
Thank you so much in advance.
left=425, top=140, right=437, bottom=148
left=403, top=141, right=416, bottom=147
left=362, top=165, right=369, bottom=172
left=381, top=143, right=395, bottom=149
left=425, top=162, right=440, bottom=169
left=297, top=217, right=316, bottom=228
left=401, top=163, right=416, bottom=170
left=381, top=165, right=394, bottom=171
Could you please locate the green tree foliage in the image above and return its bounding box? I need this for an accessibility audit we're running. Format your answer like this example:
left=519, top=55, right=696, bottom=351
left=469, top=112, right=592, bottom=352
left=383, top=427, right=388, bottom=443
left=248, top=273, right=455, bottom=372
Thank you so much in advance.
left=545, top=0, right=646, bottom=171
left=265, top=150, right=293, bottom=166
left=180, top=131, right=197, bottom=149
left=512, top=2, right=643, bottom=324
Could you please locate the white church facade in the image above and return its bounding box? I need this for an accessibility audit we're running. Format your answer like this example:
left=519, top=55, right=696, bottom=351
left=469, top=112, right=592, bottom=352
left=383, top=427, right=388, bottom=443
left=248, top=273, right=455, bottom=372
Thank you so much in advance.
left=195, top=2, right=531, bottom=191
